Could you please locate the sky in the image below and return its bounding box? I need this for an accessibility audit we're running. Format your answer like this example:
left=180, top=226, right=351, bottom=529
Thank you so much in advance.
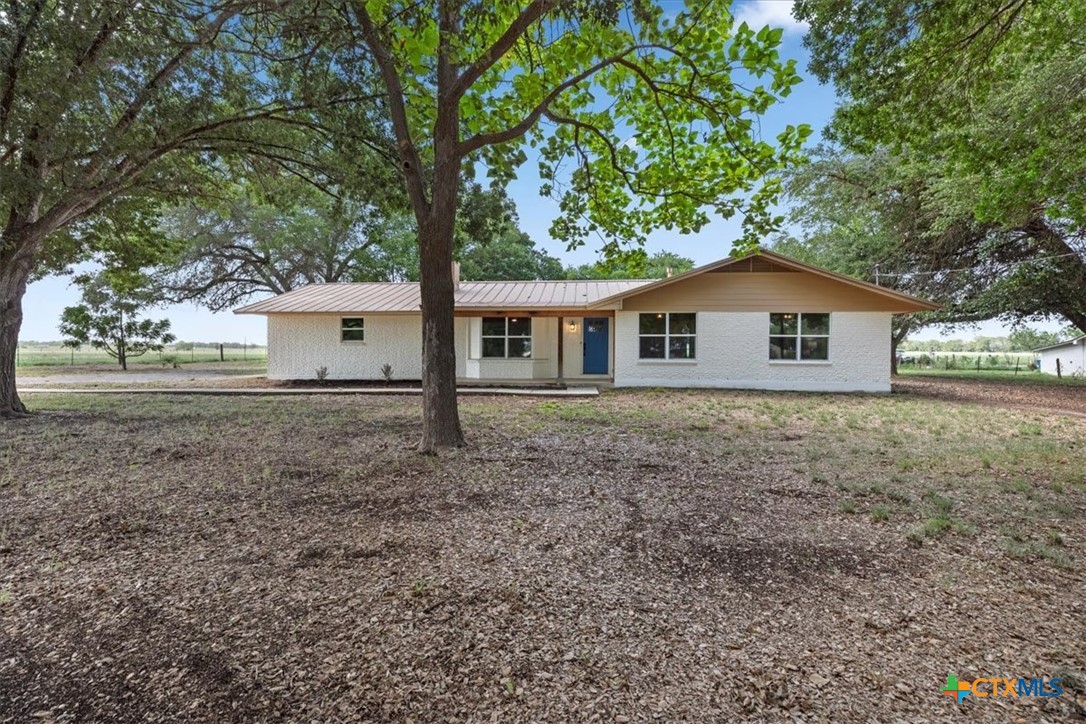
left=19, top=0, right=1062, bottom=345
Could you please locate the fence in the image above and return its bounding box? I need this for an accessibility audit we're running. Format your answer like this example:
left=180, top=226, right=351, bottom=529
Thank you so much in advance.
left=15, top=344, right=267, bottom=367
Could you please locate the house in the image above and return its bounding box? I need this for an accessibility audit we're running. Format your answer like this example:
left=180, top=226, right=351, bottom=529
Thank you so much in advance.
left=234, top=249, right=937, bottom=392
left=1034, top=335, right=1086, bottom=376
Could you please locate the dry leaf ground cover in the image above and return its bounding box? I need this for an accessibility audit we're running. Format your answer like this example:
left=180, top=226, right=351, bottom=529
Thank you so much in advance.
left=1, top=389, right=1084, bottom=722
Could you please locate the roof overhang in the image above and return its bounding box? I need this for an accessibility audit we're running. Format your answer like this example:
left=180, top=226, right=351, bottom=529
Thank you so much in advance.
left=1033, top=335, right=1085, bottom=352
left=586, top=248, right=940, bottom=312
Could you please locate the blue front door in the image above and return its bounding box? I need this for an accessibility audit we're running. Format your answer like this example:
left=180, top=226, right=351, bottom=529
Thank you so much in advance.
left=583, top=317, right=609, bottom=374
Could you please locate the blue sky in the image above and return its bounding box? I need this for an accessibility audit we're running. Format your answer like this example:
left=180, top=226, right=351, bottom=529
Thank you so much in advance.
left=19, top=1, right=1060, bottom=344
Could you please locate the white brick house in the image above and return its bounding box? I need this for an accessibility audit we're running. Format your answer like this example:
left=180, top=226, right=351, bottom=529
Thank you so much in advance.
left=235, top=250, right=937, bottom=393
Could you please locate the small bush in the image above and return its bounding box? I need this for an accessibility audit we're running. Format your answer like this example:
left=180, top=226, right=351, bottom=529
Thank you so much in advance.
left=838, top=498, right=857, bottom=514
left=380, top=363, right=394, bottom=383
left=870, top=504, right=891, bottom=523
left=315, top=366, right=329, bottom=383
left=905, top=527, right=925, bottom=548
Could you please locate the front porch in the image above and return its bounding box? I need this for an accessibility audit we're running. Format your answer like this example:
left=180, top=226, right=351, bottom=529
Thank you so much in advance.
left=454, top=310, right=615, bottom=384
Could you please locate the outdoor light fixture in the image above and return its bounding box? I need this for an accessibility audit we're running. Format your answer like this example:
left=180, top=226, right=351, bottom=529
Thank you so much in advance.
left=568, top=321, right=577, bottom=333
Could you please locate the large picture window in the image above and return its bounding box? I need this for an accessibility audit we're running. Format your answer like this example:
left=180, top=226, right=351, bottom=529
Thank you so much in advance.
left=770, top=313, right=829, bottom=361
left=638, top=313, right=696, bottom=360
left=341, top=317, right=365, bottom=342
left=482, top=317, right=532, bottom=358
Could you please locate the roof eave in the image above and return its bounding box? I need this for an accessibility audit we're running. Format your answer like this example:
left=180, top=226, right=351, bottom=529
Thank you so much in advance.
left=587, top=248, right=940, bottom=311
left=1033, top=336, right=1085, bottom=352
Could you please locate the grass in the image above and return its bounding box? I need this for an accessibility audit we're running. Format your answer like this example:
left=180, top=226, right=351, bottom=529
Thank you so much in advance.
left=1, top=389, right=1083, bottom=720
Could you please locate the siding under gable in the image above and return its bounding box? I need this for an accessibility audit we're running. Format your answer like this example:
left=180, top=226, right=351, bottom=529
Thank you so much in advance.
left=617, top=270, right=922, bottom=313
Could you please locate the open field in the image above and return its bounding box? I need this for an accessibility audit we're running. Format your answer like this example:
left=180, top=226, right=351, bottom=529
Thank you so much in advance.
left=16, top=361, right=267, bottom=386
left=2, top=389, right=1084, bottom=721
left=15, top=344, right=267, bottom=368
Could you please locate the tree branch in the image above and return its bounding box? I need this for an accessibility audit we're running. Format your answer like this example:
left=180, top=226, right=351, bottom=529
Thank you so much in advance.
left=450, top=0, right=557, bottom=100
left=350, top=1, right=430, bottom=215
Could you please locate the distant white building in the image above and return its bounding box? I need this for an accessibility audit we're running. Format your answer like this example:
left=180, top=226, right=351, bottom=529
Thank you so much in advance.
left=1035, top=335, right=1086, bottom=376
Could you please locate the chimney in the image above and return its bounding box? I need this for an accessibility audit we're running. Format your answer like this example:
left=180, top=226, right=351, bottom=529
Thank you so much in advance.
left=452, top=261, right=461, bottom=289
left=665, top=267, right=673, bottom=278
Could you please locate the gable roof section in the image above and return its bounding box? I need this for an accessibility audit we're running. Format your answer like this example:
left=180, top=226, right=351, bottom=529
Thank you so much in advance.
left=1033, top=335, right=1085, bottom=352
left=587, top=249, right=939, bottom=312
left=234, top=279, right=652, bottom=315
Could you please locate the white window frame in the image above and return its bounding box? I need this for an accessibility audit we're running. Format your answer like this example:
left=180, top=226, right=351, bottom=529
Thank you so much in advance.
left=638, top=312, right=697, bottom=361
left=341, top=317, right=365, bottom=342
left=769, top=312, right=830, bottom=362
left=481, top=317, right=533, bottom=359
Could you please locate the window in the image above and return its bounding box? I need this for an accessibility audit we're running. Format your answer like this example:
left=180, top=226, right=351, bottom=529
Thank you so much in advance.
left=341, top=317, right=365, bottom=342
left=481, top=317, right=532, bottom=358
left=770, top=313, right=829, bottom=361
left=638, top=313, right=696, bottom=360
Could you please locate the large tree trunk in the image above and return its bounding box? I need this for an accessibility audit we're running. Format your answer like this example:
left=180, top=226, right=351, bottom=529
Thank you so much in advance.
left=0, top=258, right=33, bottom=418
left=890, top=318, right=913, bottom=377
left=416, top=199, right=464, bottom=452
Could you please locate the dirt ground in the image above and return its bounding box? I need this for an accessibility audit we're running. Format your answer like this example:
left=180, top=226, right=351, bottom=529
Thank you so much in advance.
left=16, top=363, right=264, bottom=387
left=894, top=375, right=1086, bottom=416
left=1, top=389, right=1084, bottom=722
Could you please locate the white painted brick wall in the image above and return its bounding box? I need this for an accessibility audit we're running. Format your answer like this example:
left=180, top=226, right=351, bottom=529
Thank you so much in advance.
left=267, top=314, right=554, bottom=381
left=613, top=311, right=891, bottom=392
left=267, top=314, right=427, bottom=380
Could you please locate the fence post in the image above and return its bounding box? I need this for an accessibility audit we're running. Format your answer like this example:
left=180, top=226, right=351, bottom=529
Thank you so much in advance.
left=1015, top=359, right=1020, bottom=376
left=976, top=357, right=981, bottom=372
left=219, top=343, right=224, bottom=362
left=1056, top=358, right=1062, bottom=378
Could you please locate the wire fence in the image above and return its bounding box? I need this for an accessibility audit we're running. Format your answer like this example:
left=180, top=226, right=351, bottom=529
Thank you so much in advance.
left=16, top=344, right=267, bottom=367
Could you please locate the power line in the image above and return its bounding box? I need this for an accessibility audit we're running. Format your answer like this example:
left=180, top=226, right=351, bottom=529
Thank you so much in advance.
left=874, top=252, right=1083, bottom=281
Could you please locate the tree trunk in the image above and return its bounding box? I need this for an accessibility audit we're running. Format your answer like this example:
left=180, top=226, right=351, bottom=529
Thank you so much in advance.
left=417, top=207, right=464, bottom=452
left=890, top=318, right=913, bottom=378
left=0, top=262, right=32, bottom=418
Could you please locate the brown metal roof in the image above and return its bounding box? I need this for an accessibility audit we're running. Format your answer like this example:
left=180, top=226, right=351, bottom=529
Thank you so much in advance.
left=234, top=280, right=653, bottom=315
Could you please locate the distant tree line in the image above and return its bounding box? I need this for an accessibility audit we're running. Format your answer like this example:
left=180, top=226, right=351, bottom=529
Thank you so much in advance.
left=899, top=327, right=1078, bottom=354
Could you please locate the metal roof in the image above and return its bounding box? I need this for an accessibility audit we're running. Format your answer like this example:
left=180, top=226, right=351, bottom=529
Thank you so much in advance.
left=234, top=279, right=653, bottom=315
left=1033, top=335, right=1085, bottom=352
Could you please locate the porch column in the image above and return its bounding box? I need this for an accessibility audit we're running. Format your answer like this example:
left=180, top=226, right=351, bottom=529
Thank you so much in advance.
left=556, top=316, right=565, bottom=386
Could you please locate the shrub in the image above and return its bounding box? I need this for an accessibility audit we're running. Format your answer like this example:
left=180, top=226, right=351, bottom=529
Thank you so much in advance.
left=870, top=504, right=891, bottom=523
left=315, top=366, right=329, bottom=383
left=380, top=363, right=394, bottom=383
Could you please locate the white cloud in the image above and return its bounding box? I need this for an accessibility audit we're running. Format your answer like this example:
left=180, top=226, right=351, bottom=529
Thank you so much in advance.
left=731, top=0, right=808, bottom=33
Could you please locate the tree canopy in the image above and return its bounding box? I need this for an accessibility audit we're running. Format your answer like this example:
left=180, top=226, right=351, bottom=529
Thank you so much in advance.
left=0, top=0, right=347, bottom=415
left=792, top=0, right=1086, bottom=335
